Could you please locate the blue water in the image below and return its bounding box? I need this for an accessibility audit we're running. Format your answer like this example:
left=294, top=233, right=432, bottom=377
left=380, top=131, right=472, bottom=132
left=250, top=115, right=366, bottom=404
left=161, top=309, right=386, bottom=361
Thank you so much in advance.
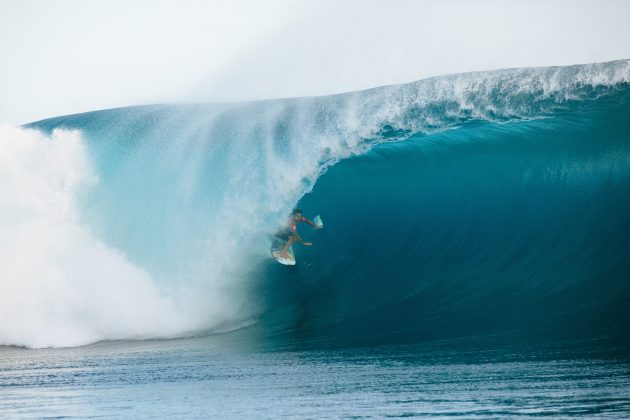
left=1, top=338, right=629, bottom=418
left=3, top=60, right=630, bottom=417
left=277, top=101, right=630, bottom=349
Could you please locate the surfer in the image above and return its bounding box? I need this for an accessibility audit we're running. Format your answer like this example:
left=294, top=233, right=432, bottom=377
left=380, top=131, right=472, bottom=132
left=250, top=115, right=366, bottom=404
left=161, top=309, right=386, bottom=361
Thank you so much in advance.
left=276, top=208, right=320, bottom=258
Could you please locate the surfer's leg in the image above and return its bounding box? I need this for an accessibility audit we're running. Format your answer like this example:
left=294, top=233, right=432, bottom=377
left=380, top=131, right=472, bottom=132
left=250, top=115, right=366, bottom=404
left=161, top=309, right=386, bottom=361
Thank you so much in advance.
left=279, top=236, right=295, bottom=257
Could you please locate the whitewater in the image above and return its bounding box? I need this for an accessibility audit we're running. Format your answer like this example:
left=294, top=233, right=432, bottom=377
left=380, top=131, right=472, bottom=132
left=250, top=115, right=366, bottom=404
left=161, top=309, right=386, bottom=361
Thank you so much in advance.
left=1, top=59, right=629, bottom=350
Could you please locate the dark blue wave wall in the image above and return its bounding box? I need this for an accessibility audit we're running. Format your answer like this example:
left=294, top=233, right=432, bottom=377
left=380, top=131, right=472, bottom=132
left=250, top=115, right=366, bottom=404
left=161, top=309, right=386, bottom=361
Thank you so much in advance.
left=256, top=89, right=630, bottom=349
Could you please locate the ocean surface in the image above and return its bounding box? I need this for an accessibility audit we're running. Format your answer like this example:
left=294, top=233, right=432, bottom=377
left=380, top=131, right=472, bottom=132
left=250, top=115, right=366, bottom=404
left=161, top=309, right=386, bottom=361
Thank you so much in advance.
left=1, top=338, right=630, bottom=418
left=1, top=60, right=630, bottom=417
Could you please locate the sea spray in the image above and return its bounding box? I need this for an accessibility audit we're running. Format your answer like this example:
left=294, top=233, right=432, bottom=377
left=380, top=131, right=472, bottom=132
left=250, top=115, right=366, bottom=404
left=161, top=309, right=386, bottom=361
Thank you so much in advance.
left=0, top=125, right=197, bottom=347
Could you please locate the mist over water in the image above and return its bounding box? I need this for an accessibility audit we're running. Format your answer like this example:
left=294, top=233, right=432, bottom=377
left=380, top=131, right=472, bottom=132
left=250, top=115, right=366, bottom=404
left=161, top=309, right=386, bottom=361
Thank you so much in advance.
left=2, top=59, right=629, bottom=349
left=0, top=125, right=197, bottom=347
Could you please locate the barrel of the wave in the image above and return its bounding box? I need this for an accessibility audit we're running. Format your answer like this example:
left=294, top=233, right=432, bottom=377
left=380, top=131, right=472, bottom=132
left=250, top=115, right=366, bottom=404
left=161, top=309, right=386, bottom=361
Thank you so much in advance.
left=291, top=82, right=630, bottom=347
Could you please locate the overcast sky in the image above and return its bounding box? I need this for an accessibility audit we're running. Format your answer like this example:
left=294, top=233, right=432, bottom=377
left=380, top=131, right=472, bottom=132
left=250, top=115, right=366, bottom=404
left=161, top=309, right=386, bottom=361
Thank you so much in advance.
left=1, top=0, right=630, bottom=124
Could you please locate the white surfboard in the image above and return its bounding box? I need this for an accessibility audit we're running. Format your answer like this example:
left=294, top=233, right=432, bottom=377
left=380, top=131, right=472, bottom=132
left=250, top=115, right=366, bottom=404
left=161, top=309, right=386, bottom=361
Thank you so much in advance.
left=271, top=249, right=296, bottom=265
left=313, top=215, right=324, bottom=228
left=271, top=237, right=296, bottom=265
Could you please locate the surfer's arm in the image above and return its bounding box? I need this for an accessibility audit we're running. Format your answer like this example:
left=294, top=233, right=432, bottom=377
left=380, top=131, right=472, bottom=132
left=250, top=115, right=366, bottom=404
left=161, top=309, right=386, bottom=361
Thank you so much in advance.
left=293, top=231, right=312, bottom=246
left=300, top=216, right=318, bottom=229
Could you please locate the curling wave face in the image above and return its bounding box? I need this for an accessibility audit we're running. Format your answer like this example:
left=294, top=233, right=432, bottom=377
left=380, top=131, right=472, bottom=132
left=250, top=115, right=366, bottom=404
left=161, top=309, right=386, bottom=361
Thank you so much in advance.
left=3, top=60, right=629, bottom=348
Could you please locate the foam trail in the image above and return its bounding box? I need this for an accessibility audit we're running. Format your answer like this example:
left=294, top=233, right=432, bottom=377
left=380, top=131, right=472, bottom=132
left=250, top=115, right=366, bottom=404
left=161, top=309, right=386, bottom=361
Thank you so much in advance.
left=0, top=125, right=195, bottom=348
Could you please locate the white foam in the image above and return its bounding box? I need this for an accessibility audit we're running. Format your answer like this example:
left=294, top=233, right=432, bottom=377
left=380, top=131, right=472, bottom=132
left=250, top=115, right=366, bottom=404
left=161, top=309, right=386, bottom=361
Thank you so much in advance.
left=0, top=125, right=197, bottom=348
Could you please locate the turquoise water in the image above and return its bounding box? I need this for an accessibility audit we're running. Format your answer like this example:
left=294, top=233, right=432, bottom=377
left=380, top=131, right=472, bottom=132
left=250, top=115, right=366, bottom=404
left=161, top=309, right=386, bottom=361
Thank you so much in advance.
left=1, top=338, right=629, bottom=418
left=2, top=60, right=630, bottom=417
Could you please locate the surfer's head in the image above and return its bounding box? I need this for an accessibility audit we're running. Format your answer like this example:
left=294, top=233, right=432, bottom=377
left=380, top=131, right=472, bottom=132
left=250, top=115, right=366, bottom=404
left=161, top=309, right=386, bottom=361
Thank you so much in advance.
left=292, top=208, right=302, bottom=216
